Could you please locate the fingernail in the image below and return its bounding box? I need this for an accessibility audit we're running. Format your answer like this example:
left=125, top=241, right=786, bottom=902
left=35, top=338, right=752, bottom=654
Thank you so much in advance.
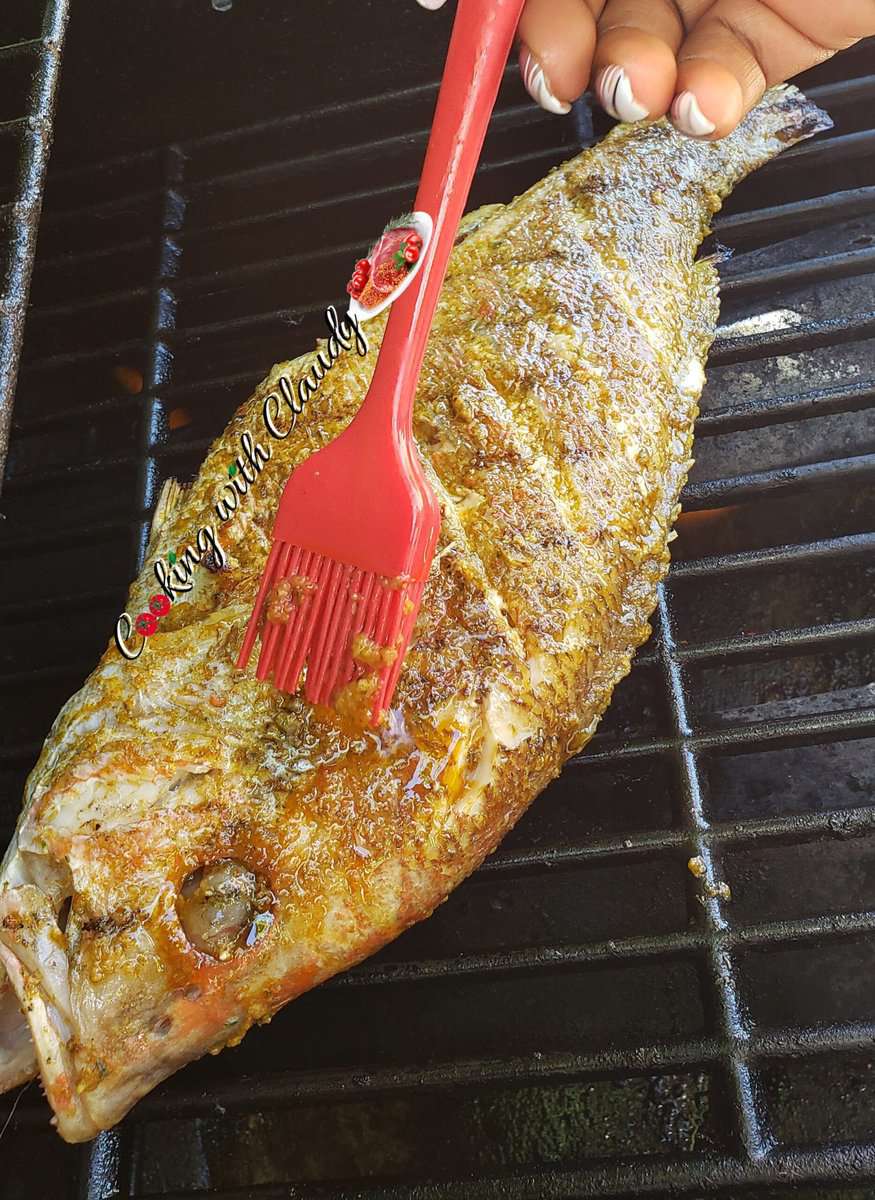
left=416, top=0, right=446, bottom=8
left=594, top=65, right=648, bottom=123
left=671, top=90, right=716, bottom=137
left=520, top=47, right=571, bottom=116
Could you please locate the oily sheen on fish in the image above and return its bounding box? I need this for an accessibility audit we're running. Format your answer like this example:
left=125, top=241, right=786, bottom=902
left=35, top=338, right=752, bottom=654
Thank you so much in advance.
left=0, top=87, right=830, bottom=1140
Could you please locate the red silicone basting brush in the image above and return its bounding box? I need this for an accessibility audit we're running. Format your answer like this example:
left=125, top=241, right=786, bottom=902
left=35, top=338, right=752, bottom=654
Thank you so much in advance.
left=237, top=0, right=525, bottom=723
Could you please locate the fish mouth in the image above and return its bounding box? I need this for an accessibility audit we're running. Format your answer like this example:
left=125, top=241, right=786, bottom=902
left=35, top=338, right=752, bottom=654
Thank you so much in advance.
left=0, top=969, right=36, bottom=1094
left=0, top=964, right=92, bottom=1140
left=0, top=784, right=96, bottom=1136
left=0, top=877, right=100, bottom=1141
left=0, top=868, right=244, bottom=1142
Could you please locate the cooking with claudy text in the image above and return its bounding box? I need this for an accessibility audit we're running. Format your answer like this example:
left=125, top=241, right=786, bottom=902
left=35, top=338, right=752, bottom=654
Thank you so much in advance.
left=114, top=305, right=368, bottom=659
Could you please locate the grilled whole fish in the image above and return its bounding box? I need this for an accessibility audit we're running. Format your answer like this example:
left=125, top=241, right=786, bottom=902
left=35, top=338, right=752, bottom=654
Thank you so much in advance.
left=0, top=87, right=829, bottom=1140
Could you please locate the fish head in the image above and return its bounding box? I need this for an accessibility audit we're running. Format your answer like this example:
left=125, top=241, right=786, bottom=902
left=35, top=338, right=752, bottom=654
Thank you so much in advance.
left=0, top=616, right=363, bottom=1141
left=0, top=742, right=298, bottom=1139
left=0, top=631, right=493, bottom=1141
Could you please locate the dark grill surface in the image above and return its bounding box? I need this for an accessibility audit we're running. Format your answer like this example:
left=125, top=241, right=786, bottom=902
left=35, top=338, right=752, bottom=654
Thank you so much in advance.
left=0, top=0, right=67, bottom=483
left=1, top=7, right=875, bottom=1198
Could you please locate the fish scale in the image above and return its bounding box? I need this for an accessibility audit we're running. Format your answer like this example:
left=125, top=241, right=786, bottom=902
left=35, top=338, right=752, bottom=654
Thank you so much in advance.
left=0, top=87, right=831, bottom=1141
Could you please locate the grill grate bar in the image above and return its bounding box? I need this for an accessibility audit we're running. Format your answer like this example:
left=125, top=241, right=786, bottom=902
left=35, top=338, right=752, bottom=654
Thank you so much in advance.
left=581, top=705, right=875, bottom=763
left=441, top=610, right=875, bottom=671
left=34, top=65, right=507, bottom=201
left=0, top=587, right=121, bottom=621
left=175, top=62, right=518, bottom=157
left=0, top=37, right=47, bottom=64
left=682, top=452, right=875, bottom=510
left=133, top=1143, right=875, bottom=1200
left=8, top=1017, right=875, bottom=1132
left=695, top=376, right=875, bottom=435
left=10, top=1018, right=866, bottom=1135
left=11, top=392, right=142, bottom=435
left=325, top=910, right=875, bottom=990
left=173, top=171, right=868, bottom=244
left=130, top=147, right=185, bottom=573
left=24, top=219, right=875, bottom=330
left=18, top=288, right=875, bottom=383
left=711, top=308, right=875, bottom=365
left=654, top=587, right=767, bottom=1162
left=673, top=615, right=875, bottom=664
left=14, top=359, right=870, bottom=443
left=31, top=177, right=871, bottom=288
left=32, top=282, right=151, bottom=322
left=483, top=800, right=875, bottom=874
left=68, top=147, right=190, bottom=1200
left=0, top=658, right=96, bottom=688
left=0, top=116, right=30, bottom=140
left=148, top=138, right=570, bottom=255
left=14, top=369, right=264, bottom=437
left=0, top=0, right=69, bottom=484
left=0, top=514, right=138, bottom=554
left=19, top=334, right=145, bottom=374
left=769, top=127, right=875, bottom=170
left=714, top=185, right=875, bottom=242
left=670, top=530, right=875, bottom=577
left=805, top=71, right=875, bottom=105
left=721, top=244, right=875, bottom=299
left=163, top=240, right=875, bottom=350
left=170, top=98, right=545, bottom=192
left=36, top=188, right=162, bottom=232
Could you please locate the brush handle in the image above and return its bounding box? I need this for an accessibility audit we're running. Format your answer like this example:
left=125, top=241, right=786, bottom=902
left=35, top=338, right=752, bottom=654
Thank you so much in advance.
left=355, top=0, right=525, bottom=441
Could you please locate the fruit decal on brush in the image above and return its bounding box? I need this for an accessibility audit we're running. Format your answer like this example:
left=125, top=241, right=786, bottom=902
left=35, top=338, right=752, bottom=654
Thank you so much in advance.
left=346, top=212, right=432, bottom=321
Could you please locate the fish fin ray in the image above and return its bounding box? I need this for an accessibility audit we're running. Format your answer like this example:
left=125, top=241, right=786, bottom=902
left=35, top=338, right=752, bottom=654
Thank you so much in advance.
left=146, top=479, right=186, bottom=558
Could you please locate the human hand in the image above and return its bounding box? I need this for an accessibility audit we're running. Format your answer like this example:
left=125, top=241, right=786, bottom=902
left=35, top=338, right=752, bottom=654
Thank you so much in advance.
left=416, top=0, right=875, bottom=138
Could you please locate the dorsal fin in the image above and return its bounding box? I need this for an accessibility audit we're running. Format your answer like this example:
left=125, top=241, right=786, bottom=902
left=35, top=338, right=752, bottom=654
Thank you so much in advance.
left=145, top=478, right=186, bottom=559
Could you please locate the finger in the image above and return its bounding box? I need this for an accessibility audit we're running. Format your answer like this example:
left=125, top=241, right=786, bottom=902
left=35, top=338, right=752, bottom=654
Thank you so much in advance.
left=765, top=0, right=875, bottom=47
left=592, top=0, right=683, bottom=123
left=671, top=0, right=843, bottom=140
left=518, top=0, right=604, bottom=113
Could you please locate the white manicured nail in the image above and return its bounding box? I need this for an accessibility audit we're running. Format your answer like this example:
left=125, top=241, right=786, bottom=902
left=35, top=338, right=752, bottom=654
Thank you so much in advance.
left=595, top=65, right=648, bottom=123
left=416, top=0, right=447, bottom=8
left=671, top=90, right=716, bottom=137
left=520, top=47, right=571, bottom=116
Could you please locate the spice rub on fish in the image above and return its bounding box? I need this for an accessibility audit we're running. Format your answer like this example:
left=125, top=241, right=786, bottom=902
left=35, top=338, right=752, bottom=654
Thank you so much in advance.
left=0, top=87, right=830, bottom=1139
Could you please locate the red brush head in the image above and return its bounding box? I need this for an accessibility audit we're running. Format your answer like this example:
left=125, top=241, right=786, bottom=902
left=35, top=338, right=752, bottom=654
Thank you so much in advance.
left=236, top=544, right=427, bottom=727
left=235, top=393, right=440, bottom=726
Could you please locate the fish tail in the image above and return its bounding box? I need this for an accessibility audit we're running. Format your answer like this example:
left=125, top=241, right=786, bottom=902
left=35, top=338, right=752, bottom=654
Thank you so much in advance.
left=747, top=82, right=834, bottom=146
left=694, top=84, right=832, bottom=200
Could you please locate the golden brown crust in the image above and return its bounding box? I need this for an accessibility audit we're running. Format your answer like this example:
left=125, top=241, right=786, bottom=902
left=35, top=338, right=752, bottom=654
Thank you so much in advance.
left=0, top=87, right=831, bottom=1139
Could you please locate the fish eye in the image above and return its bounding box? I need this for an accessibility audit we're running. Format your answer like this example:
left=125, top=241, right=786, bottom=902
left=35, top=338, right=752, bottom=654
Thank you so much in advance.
left=176, top=859, right=274, bottom=960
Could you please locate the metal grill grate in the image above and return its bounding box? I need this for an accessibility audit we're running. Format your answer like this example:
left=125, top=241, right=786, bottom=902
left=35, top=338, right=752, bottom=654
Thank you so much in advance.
left=1, top=25, right=875, bottom=1200
left=0, top=0, right=68, bottom=483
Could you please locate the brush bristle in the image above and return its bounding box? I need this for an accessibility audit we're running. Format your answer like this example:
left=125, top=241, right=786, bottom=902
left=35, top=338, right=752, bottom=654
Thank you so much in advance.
left=236, top=542, right=425, bottom=725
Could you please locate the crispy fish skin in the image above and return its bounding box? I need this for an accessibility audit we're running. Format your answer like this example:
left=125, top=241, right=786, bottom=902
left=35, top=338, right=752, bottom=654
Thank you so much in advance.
left=0, top=87, right=829, bottom=1140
